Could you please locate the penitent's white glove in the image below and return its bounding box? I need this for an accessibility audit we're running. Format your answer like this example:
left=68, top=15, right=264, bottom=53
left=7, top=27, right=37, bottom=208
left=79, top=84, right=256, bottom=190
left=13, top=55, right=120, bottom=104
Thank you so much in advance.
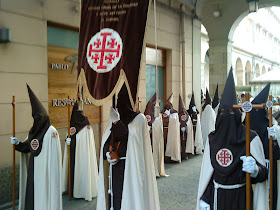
left=181, top=127, right=186, bottom=132
left=164, top=109, right=171, bottom=116
left=148, top=125, right=151, bottom=132
left=10, top=137, right=20, bottom=145
left=192, top=106, right=197, bottom=112
left=66, top=138, right=71, bottom=145
left=106, top=152, right=118, bottom=165
left=267, top=127, right=276, bottom=140
left=110, top=107, right=120, bottom=123
left=240, top=156, right=259, bottom=178
left=199, top=200, right=210, bottom=210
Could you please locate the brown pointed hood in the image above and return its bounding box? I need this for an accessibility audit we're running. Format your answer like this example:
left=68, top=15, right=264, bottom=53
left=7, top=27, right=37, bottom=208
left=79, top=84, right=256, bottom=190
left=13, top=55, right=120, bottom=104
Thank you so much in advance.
left=27, top=84, right=51, bottom=156
left=144, top=93, right=156, bottom=125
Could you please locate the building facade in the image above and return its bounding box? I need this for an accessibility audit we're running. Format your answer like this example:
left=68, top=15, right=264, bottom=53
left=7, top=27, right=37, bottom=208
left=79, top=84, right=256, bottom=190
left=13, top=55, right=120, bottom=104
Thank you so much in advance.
left=0, top=0, right=201, bottom=205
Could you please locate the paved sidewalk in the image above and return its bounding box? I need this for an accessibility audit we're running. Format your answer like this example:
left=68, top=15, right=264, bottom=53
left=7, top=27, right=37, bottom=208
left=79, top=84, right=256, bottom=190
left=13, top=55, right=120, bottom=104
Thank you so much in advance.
left=6, top=154, right=202, bottom=210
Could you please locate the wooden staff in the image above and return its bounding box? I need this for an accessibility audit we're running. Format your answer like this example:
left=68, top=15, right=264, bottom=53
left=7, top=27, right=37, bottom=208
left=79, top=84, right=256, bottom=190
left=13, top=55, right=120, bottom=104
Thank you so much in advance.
left=12, top=96, right=15, bottom=210
left=67, top=96, right=71, bottom=200
left=233, top=93, right=264, bottom=210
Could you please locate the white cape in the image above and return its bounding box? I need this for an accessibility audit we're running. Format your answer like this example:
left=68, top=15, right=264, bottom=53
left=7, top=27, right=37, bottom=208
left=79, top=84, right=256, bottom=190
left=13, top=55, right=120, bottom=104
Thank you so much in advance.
left=62, top=125, right=98, bottom=201
left=194, top=113, right=204, bottom=154
left=165, top=113, right=181, bottom=163
left=213, top=103, right=219, bottom=116
left=96, top=114, right=160, bottom=210
left=19, top=126, right=62, bottom=210
left=152, top=115, right=167, bottom=177
left=196, top=136, right=268, bottom=210
left=201, top=105, right=216, bottom=147
left=185, top=116, right=194, bottom=154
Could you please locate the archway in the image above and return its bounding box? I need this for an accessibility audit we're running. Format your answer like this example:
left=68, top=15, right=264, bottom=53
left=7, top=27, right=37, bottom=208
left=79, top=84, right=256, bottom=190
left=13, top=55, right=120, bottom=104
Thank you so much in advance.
left=235, top=58, right=243, bottom=85
left=245, top=61, right=252, bottom=85
left=262, top=66, right=266, bottom=75
left=255, top=64, right=260, bottom=78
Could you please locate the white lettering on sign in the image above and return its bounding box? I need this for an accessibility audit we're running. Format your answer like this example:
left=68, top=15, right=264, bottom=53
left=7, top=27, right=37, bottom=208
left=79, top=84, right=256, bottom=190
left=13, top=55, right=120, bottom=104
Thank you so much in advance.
left=51, top=63, right=69, bottom=70
left=52, top=98, right=92, bottom=107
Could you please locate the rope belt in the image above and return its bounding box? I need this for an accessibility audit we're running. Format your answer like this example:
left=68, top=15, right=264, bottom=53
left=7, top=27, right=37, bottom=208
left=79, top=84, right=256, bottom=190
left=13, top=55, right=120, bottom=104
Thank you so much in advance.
left=163, top=127, right=168, bottom=129
left=213, top=180, right=246, bottom=210
left=108, top=157, right=126, bottom=210
left=181, top=127, right=186, bottom=140
left=265, top=159, right=270, bottom=195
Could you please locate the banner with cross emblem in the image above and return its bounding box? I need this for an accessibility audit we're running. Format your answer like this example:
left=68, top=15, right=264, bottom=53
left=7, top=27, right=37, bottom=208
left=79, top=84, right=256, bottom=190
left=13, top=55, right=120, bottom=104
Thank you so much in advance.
left=77, top=0, right=149, bottom=107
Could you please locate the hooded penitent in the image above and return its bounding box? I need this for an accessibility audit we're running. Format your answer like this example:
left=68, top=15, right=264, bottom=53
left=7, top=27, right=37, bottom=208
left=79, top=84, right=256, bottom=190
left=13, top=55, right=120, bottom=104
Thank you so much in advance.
left=249, top=83, right=280, bottom=210
left=212, top=84, right=219, bottom=109
left=144, top=93, right=156, bottom=126
left=197, top=69, right=268, bottom=210
left=200, top=87, right=216, bottom=147
left=188, top=92, right=199, bottom=115
left=97, top=83, right=160, bottom=210
left=69, top=102, right=90, bottom=195
left=250, top=83, right=270, bottom=159
left=209, top=68, right=256, bottom=175
left=162, top=93, right=181, bottom=162
left=162, top=93, right=177, bottom=148
left=16, top=85, right=62, bottom=210
left=202, top=88, right=211, bottom=111
left=179, top=94, right=194, bottom=156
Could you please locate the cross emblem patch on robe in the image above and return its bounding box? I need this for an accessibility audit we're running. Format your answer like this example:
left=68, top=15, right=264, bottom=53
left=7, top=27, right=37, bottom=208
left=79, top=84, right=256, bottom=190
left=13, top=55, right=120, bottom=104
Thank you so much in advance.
left=216, top=148, right=233, bottom=167
left=31, top=139, right=39, bottom=150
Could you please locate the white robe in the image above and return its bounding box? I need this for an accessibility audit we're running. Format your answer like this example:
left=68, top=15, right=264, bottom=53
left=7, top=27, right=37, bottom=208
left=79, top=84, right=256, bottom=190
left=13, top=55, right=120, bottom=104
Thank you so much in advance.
left=213, top=103, right=219, bottom=116
left=185, top=116, right=195, bottom=154
left=196, top=136, right=268, bottom=210
left=194, top=113, right=204, bottom=154
left=62, top=125, right=98, bottom=201
left=165, top=113, right=181, bottom=163
left=152, top=115, right=167, bottom=177
left=201, top=105, right=216, bottom=147
left=97, top=113, right=160, bottom=210
left=271, top=118, right=280, bottom=210
left=19, top=126, right=62, bottom=210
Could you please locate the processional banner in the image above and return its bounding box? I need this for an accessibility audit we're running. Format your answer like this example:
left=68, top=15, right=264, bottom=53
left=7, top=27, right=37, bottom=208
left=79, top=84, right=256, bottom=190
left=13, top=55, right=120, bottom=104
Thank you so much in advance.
left=77, top=0, right=150, bottom=107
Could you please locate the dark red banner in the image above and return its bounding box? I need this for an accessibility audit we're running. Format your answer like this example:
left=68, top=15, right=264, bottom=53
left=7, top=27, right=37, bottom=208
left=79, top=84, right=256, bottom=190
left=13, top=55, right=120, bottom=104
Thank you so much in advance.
left=78, top=0, right=149, bottom=107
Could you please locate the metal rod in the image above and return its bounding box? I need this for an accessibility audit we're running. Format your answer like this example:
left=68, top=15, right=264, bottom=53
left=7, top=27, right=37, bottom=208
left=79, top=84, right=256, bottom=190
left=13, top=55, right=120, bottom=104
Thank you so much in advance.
left=269, top=95, right=273, bottom=210
left=67, top=96, right=71, bottom=201
left=12, top=96, right=15, bottom=210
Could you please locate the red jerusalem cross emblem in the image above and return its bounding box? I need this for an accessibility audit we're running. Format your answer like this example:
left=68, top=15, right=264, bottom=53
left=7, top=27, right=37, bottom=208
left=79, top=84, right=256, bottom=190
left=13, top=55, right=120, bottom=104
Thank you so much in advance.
left=87, top=28, right=123, bottom=73
left=181, top=114, right=187, bottom=121
left=216, top=148, right=233, bottom=167
left=146, top=115, right=151, bottom=122
left=31, top=139, right=39, bottom=151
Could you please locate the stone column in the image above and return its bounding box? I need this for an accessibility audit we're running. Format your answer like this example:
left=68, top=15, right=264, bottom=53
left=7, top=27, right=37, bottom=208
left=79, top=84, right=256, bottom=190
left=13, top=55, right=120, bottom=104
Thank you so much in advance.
left=209, top=39, right=233, bottom=97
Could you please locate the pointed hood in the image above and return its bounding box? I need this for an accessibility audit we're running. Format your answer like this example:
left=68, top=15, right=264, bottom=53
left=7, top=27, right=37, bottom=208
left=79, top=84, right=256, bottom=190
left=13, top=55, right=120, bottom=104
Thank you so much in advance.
left=70, top=102, right=90, bottom=134
left=187, top=92, right=199, bottom=115
left=178, top=94, right=189, bottom=125
left=117, top=83, right=139, bottom=125
left=144, top=93, right=156, bottom=125
left=212, top=84, right=219, bottom=109
left=219, top=68, right=237, bottom=108
left=179, top=94, right=187, bottom=113
left=249, top=83, right=271, bottom=158
left=167, top=93, right=173, bottom=104
left=26, top=84, right=51, bottom=156
left=202, top=88, right=211, bottom=111
left=162, top=93, right=177, bottom=113
left=252, top=83, right=270, bottom=104
left=208, top=68, right=257, bottom=176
